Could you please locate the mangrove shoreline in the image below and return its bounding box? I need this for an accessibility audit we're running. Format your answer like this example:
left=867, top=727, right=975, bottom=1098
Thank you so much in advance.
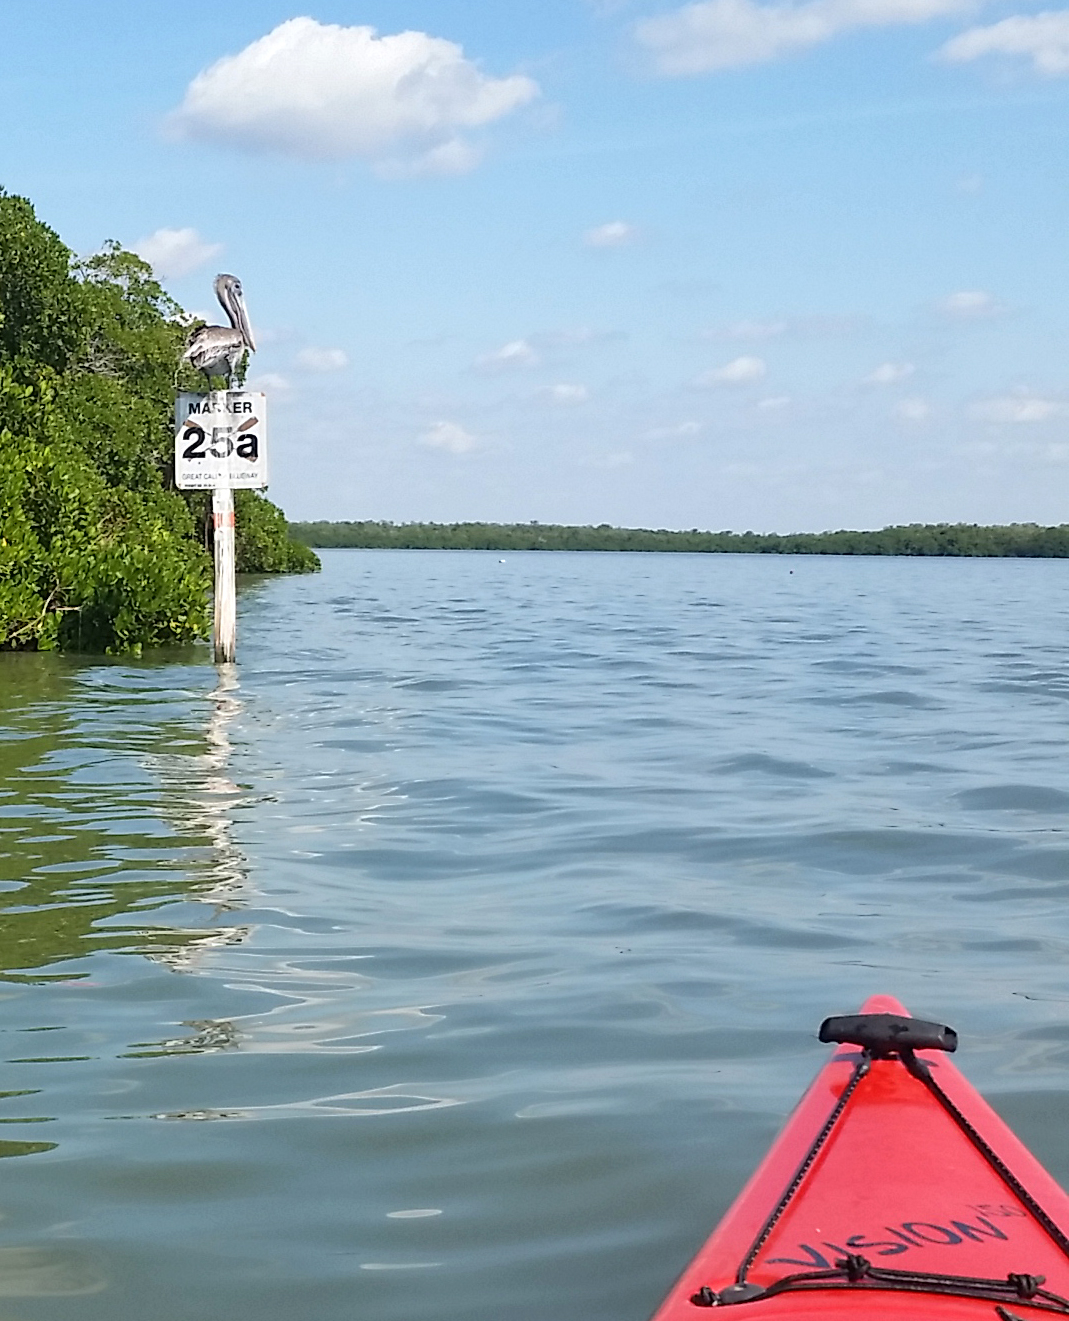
left=289, top=520, right=1069, bottom=558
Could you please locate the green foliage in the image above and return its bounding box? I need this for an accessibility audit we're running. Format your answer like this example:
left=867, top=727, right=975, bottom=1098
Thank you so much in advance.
left=0, top=193, right=83, bottom=374
left=290, top=519, right=1069, bottom=558
left=183, top=490, right=321, bottom=574
left=0, top=190, right=313, bottom=654
left=234, top=491, right=320, bottom=574
left=0, top=368, right=209, bottom=653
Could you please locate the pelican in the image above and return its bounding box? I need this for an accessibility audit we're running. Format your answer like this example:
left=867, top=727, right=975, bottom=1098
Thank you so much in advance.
left=181, top=274, right=256, bottom=388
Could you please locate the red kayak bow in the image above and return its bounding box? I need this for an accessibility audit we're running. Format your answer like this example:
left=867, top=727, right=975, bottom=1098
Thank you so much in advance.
left=652, top=995, right=1069, bottom=1319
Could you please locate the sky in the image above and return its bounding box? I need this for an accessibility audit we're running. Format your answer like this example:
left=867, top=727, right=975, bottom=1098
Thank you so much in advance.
left=4, top=0, right=1069, bottom=530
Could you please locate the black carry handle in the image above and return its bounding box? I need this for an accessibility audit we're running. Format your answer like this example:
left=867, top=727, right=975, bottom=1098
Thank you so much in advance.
left=819, top=1013, right=958, bottom=1055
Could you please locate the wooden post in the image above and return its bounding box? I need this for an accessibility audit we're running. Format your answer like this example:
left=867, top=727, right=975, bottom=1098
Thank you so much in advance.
left=176, top=381, right=263, bottom=663
left=212, top=481, right=236, bottom=663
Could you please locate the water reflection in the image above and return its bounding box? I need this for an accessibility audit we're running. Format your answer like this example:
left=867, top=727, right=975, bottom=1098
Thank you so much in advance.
left=149, top=1083, right=463, bottom=1122
left=0, top=1246, right=105, bottom=1296
left=145, top=663, right=251, bottom=972
left=3, top=555, right=1069, bottom=1321
left=0, top=651, right=259, bottom=1162
left=0, top=654, right=251, bottom=983
left=126, top=1018, right=242, bottom=1058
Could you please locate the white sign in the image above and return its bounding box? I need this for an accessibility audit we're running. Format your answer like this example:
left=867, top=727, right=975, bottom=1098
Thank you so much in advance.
left=174, top=391, right=268, bottom=490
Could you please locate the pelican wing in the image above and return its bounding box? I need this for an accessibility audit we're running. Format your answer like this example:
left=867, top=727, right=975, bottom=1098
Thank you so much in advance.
left=182, top=326, right=245, bottom=376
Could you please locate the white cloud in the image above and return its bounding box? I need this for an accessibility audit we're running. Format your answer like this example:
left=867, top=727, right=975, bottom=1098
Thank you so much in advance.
left=703, top=313, right=864, bottom=339
left=547, top=327, right=597, bottom=345
left=645, top=420, right=704, bottom=438
left=475, top=338, right=540, bottom=370
left=696, top=355, right=767, bottom=385
left=757, top=394, right=791, bottom=409
left=895, top=396, right=931, bottom=421
left=536, top=326, right=626, bottom=347
left=939, top=12, right=1069, bottom=76
left=296, top=346, right=349, bottom=372
left=545, top=383, right=589, bottom=403
left=712, top=318, right=789, bottom=339
left=969, top=393, right=1068, bottom=422
left=133, top=227, right=222, bottom=280
left=419, top=420, right=478, bottom=454
left=635, top=0, right=970, bottom=74
left=247, top=372, right=292, bottom=394
left=167, top=18, right=539, bottom=174
left=937, top=289, right=1000, bottom=318
left=587, top=450, right=634, bottom=468
left=866, top=361, right=915, bottom=384
left=584, top=220, right=639, bottom=247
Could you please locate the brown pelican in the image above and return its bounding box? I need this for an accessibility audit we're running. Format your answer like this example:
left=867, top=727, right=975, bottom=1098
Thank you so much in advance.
left=181, top=274, right=256, bottom=387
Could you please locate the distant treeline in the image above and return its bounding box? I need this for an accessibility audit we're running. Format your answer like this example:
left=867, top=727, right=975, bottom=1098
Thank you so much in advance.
left=288, top=520, right=1069, bottom=558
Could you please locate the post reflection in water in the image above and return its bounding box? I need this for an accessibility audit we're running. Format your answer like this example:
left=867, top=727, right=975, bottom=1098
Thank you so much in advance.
left=0, top=655, right=254, bottom=989
left=0, top=651, right=266, bottom=1305
left=146, top=662, right=251, bottom=975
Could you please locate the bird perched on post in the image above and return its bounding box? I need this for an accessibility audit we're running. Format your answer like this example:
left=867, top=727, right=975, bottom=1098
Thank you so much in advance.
left=181, top=274, right=256, bottom=388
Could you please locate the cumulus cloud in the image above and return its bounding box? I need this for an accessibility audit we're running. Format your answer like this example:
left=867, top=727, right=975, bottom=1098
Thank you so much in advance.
left=296, top=346, right=349, bottom=372
left=757, top=394, right=791, bottom=408
left=419, top=420, right=478, bottom=453
left=939, top=12, right=1069, bottom=76
left=635, top=0, right=970, bottom=74
left=969, top=392, right=1068, bottom=422
left=937, top=289, right=1001, bottom=318
left=584, top=220, right=639, bottom=247
left=895, top=396, right=931, bottom=421
left=545, top=383, right=589, bottom=403
left=696, top=355, right=767, bottom=385
left=475, top=338, right=540, bottom=370
left=133, top=227, right=222, bottom=280
left=866, top=361, right=915, bottom=384
left=167, top=17, right=539, bottom=174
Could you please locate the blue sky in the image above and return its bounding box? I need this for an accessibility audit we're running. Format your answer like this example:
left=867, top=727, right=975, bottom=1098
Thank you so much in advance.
left=4, top=0, right=1069, bottom=529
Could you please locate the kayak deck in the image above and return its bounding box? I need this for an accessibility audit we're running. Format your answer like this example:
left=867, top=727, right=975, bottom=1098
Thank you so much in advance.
left=652, top=995, right=1069, bottom=1319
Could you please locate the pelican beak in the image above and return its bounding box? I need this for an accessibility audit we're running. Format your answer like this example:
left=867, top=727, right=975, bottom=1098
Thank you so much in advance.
left=216, top=274, right=257, bottom=353
left=230, top=287, right=256, bottom=353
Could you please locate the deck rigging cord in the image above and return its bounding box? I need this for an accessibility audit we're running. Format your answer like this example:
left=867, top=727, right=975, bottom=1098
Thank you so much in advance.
left=689, top=1014, right=1069, bottom=1313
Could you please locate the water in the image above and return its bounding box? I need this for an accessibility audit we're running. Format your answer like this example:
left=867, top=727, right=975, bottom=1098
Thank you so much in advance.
left=1, top=549, right=1069, bottom=1320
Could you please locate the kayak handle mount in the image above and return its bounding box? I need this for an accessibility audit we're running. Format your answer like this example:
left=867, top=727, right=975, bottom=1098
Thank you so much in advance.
left=818, top=1013, right=958, bottom=1057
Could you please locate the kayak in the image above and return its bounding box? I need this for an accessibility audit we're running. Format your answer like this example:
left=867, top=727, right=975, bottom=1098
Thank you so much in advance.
left=651, top=994, right=1069, bottom=1319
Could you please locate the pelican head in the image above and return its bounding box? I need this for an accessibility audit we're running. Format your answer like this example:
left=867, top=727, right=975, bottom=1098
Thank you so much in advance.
left=213, top=273, right=256, bottom=353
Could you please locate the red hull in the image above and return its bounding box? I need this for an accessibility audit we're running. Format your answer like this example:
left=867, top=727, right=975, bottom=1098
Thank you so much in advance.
left=652, top=995, right=1069, bottom=1319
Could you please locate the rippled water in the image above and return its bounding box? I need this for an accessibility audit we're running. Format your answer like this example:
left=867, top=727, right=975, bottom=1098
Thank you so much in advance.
left=2, top=549, right=1069, bottom=1320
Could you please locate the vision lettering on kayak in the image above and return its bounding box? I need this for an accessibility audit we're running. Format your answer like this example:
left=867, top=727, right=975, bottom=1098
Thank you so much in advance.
left=968, top=1203, right=1027, bottom=1218
left=767, top=1212, right=1013, bottom=1268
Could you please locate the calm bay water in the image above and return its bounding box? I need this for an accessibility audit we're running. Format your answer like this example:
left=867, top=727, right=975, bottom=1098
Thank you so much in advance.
left=2, top=548, right=1069, bottom=1320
